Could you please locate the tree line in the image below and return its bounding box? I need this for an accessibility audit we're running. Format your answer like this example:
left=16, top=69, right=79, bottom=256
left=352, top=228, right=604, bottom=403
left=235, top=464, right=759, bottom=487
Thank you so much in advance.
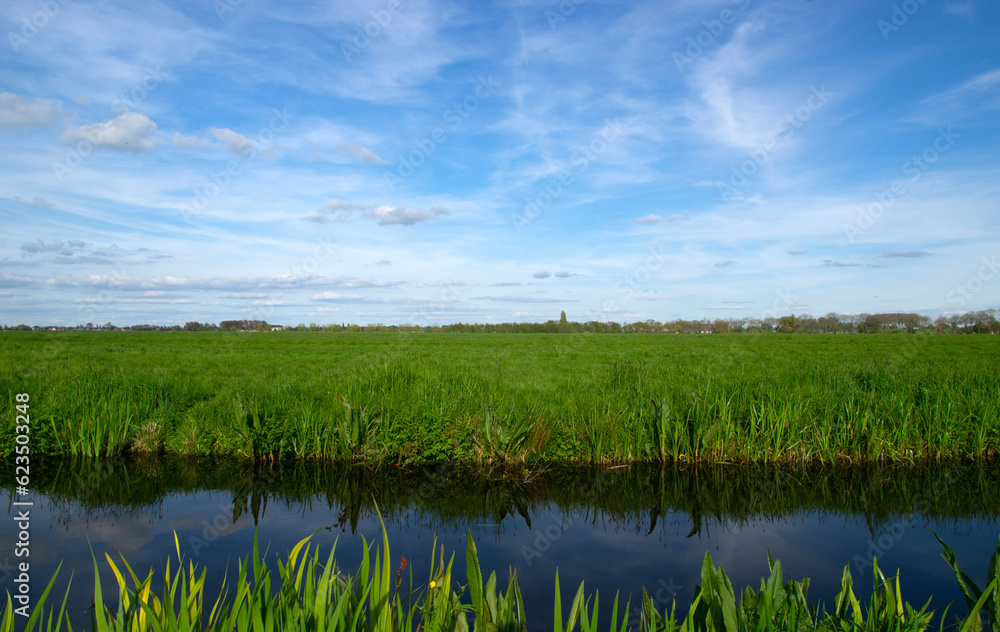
left=5, top=309, right=999, bottom=334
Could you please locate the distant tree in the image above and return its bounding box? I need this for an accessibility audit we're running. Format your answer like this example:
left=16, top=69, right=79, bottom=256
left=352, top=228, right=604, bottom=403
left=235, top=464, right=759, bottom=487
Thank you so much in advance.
left=778, top=314, right=798, bottom=334
left=933, top=316, right=947, bottom=334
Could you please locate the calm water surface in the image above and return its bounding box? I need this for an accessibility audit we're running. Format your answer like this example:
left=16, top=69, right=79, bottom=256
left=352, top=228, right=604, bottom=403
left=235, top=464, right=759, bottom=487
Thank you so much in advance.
left=2, top=458, right=998, bottom=630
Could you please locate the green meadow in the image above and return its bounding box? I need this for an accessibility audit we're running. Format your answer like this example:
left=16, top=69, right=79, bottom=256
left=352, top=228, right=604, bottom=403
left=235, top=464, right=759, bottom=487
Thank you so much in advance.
left=2, top=331, right=998, bottom=463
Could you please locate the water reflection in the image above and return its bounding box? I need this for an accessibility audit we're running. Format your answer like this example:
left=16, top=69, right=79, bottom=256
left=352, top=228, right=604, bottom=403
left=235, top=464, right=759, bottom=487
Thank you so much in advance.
left=2, top=457, right=998, bottom=630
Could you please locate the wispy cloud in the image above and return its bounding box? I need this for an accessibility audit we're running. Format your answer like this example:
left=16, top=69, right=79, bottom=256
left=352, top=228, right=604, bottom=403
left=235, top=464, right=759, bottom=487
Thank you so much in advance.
left=910, top=69, right=1000, bottom=124
left=303, top=199, right=370, bottom=223
left=172, top=132, right=210, bottom=148
left=21, top=239, right=87, bottom=254
left=880, top=250, right=931, bottom=258
left=0, top=93, right=64, bottom=127
left=303, top=200, right=448, bottom=225
left=636, top=213, right=689, bottom=224
left=337, top=143, right=387, bottom=164
left=210, top=128, right=257, bottom=155
left=365, top=205, right=448, bottom=226
left=1, top=0, right=998, bottom=325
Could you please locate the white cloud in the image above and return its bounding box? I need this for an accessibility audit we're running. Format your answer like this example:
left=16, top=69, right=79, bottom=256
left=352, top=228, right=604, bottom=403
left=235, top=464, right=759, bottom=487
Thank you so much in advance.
left=0, top=93, right=64, bottom=127
left=879, top=250, right=931, bottom=258
left=636, top=213, right=689, bottom=224
left=303, top=199, right=369, bottom=223
left=942, top=1, right=974, bottom=18
left=172, top=132, right=211, bottom=148
left=364, top=205, right=449, bottom=226
left=337, top=143, right=387, bottom=164
left=216, top=292, right=268, bottom=299
left=35, top=274, right=400, bottom=292
left=210, top=128, right=256, bottom=155
left=21, top=239, right=88, bottom=254
left=73, top=297, right=194, bottom=304
left=61, top=112, right=160, bottom=153
left=310, top=292, right=364, bottom=301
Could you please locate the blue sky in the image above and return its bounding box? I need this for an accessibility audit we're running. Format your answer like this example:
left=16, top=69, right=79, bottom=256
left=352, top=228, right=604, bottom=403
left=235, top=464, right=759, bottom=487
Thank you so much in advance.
left=1, top=0, right=998, bottom=327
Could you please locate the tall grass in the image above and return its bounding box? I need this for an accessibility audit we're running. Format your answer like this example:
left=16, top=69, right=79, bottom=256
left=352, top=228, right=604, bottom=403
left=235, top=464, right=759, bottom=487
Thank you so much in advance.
left=2, top=331, right=998, bottom=464
left=3, top=521, right=997, bottom=632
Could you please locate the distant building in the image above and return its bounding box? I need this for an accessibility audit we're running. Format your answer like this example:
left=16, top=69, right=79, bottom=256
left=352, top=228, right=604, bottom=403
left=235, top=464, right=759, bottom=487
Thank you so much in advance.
left=700, top=324, right=713, bottom=334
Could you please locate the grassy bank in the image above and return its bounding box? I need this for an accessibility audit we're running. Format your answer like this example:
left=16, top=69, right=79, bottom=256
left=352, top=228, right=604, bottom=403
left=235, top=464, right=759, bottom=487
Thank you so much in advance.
left=2, top=331, right=999, bottom=463
left=3, top=519, right=998, bottom=632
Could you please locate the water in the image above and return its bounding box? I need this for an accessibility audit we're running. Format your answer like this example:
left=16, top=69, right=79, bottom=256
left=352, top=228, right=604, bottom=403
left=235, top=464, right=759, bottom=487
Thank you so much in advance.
left=2, top=457, right=998, bottom=630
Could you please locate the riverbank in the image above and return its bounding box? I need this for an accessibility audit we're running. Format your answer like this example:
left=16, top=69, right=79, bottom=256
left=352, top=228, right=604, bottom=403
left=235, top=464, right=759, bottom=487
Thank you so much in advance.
left=2, top=332, right=998, bottom=464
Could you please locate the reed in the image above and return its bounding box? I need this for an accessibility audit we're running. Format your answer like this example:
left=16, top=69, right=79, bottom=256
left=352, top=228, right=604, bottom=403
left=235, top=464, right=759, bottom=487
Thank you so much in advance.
left=3, top=522, right=998, bottom=632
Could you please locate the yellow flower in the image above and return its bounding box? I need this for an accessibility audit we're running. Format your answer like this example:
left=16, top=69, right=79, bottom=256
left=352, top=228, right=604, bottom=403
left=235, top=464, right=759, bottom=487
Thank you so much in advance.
left=429, top=580, right=437, bottom=589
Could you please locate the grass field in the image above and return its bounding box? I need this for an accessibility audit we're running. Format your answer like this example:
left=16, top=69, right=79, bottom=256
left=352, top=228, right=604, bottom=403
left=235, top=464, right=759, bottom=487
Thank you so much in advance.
left=2, top=331, right=998, bottom=463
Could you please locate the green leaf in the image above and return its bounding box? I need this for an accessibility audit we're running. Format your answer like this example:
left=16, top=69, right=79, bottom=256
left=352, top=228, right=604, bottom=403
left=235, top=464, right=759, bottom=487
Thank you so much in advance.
left=467, top=531, right=485, bottom=625
left=555, top=570, right=563, bottom=632
left=933, top=529, right=984, bottom=613
left=565, top=582, right=585, bottom=632
left=960, top=578, right=998, bottom=632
